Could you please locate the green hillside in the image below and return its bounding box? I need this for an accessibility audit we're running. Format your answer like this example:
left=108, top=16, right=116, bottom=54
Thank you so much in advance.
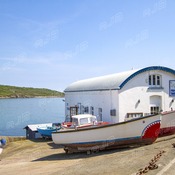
left=0, top=85, right=64, bottom=98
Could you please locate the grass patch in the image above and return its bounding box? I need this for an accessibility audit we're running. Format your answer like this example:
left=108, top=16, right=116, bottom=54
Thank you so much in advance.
left=0, top=85, right=64, bottom=98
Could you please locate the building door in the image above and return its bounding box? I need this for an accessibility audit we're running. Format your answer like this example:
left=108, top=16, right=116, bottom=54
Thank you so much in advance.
left=70, top=107, right=78, bottom=122
left=150, top=95, right=162, bottom=114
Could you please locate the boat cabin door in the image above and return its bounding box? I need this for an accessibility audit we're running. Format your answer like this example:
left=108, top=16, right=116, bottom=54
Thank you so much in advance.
left=70, top=106, right=78, bottom=122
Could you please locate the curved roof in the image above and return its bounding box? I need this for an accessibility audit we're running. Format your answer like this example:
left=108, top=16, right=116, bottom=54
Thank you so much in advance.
left=64, top=66, right=175, bottom=92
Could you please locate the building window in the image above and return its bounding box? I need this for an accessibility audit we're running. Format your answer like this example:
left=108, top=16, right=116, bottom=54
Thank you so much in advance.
left=84, top=106, right=89, bottom=113
left=81, top=105, right=85, bottom=114
left=110, top=109, right=116, bottom=116
left=157, top=76, right=160, bottom=85
left=98, top=108, right=102, bottom=121
left=150, top=106, right=159, bottom=114
left=77, top=103, right=81, bottom=114
left=149, top=75, right=151, bottom=85
left=90, top=106, right=94, bottom=115
left=149, top=74, right=162, bottom=87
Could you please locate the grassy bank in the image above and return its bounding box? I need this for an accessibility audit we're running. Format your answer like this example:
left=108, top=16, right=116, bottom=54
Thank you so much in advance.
left=0, top=85, right=64, bottom=98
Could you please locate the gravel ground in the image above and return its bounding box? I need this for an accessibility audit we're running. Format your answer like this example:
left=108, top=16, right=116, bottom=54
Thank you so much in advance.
left=0, top=135, right=175, bottom=175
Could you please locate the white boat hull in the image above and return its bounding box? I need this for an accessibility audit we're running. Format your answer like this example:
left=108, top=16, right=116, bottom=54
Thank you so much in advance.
left=159, top=110, right=175, bottom=136
left=52, top=114, right=161, bottom=152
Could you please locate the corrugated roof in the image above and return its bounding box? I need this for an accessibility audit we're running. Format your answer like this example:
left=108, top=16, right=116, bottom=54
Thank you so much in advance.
left=64, top=66, right=175, bottom=92
left=65, top=69, right=138, bottom=92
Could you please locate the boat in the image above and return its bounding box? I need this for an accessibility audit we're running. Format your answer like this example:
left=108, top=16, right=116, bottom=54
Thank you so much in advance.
left=159, top=110, right=175, bottom=136
left=52, top=114, right=161, bottom=153
left=37, top=123, right=61, bottom=138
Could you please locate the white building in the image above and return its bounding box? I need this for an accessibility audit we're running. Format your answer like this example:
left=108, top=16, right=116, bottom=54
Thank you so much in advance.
left=64, top=66, right=175, bottom=123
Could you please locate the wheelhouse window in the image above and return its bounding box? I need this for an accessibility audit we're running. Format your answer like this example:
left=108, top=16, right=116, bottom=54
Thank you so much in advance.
left=149, top=74, right=162, bottom=87
left=80, top=118, right=89, bottom=125
left=72, top=118, right=78, bottom=126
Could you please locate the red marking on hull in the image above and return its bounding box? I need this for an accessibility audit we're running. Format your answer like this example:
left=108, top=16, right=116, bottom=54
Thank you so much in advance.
left=159, top=126, right=175, bottom=137
left=142, top=122, right=160, bottom=143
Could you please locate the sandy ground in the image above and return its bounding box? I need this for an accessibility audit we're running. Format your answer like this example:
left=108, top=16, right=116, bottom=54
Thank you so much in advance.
left=0, top=135, right=175, bottom=175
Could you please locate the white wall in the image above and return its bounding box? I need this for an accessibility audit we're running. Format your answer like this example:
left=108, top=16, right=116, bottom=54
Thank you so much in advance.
left=65, top=69, right=175, bottom=123
left=118, top=70, right=175, bottom=121
left=65, top=90, right=119, bottom=123
left=161, top=72, right=175, bottom=110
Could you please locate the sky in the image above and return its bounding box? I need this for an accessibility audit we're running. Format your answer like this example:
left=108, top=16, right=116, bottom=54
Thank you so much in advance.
left=0, top=0, right=175, bottom=91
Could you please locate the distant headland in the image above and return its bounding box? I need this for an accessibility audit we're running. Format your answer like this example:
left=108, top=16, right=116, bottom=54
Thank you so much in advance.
left=0, top=85, right=64, bottom=98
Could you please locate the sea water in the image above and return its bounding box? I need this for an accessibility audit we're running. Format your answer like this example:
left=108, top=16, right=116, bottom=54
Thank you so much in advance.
left=0, top=98, right=65, bottom=136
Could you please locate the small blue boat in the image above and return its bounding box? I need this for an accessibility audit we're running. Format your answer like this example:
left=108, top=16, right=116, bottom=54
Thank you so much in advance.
left=37, top=123, right=61, bottom=138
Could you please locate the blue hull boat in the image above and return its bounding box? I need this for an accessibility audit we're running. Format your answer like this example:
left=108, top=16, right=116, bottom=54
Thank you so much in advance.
left=37, top=123, right=61, bottom=138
